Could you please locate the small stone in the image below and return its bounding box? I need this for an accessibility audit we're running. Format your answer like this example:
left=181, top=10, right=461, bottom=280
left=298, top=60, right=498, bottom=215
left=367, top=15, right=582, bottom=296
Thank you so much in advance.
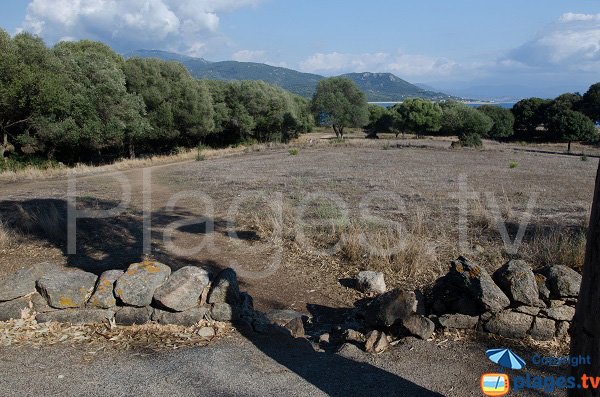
left=153, top=266, right=210, bottom=312
left=198, top=327, right=215, bottom=338
left=549, top=300, right=566, bottom=308
left=211, top=302, right=235, bottom=322
left=152, top=306, right=208, bottom=326
left=364, top=289, right=416, bottom=328
left=515, top=306, right=540, bottom=316
left=438, top=314, right=479, bottom=330
left=539, top=266, right=582, bottom=298
left=115, top=306, right=153, bottom=325
left=115, top=261, right=171, bottom=307
left=87, top=270, right=123, bottom=309
left=530, top=317, right=556, bottom=341
left=342, top=329, right=366, bottom=343
left=484, top=310, right=533, bottom=339
left=266, top=309, right=306, bottom=338
left=356, top=271, right=386, bottom=294
left=36, top=309, right=114, bottom=324
left=37, top=270, right=98, bottom=309
left=447, top=257, right=510, bottom=313
left=0, top=263, right=58, bottom=302
left=556, top=321, right=570, bottom=338
left=319, top=333, right=330, bottom=344
left=364, top=330, right=389, bottom=354
left=0, top=296, right=32, bottom=321
left=401, top=315, right=435, bottom=340
left=543, top=306, right=575, bottom=322
left=207, top=268, right=241, bottom=306
left=493, top=260, right=543, bottom=307
left=535, top=274, right=551, bottom=300
left=337, top=342, right=364, bottom=358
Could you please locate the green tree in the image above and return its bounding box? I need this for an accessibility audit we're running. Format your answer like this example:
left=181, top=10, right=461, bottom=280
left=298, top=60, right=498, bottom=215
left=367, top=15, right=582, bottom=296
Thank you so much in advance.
left=311, top=77, right=368, bottom=139
left=477, top=105, right=514, bottom=139
left=582, top=83, right=600, bottom=122
left=365, top=104, right=395, bottom=137
left=441, top=101, right=492, bottom=147
left=393, top=98, right=442, bottom=137
left=512, top=98, right=552, bottom=138
left=547, top=109, right=597, bottom=152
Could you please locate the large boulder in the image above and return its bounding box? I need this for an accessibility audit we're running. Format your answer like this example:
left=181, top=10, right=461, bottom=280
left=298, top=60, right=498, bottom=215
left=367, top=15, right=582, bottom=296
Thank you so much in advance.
left=493, top=260, right=542, bottom=307
left=153, top=266, right=210, bottom=312
left=0, top=295, right=32, bottom=321
left=538, top=266, right=582, bottom=298
left=364, top=289, right=416, bottom=328
left=115, top=306, right=153, bottom=325
left=210, top=302, right=236, bottom=322
left=87, top=270, right=123, bottom=309
left=36, top=309, right=114, bottom=324
left=530, top=317, right=556, bottom=341
left=207, top=268, right=241, bottom=306
left=152, top=307, right=208, bottom=326
left=356, top=271, right=386, bottom=294
left=37, top=269, right=98, bottom=309
left=437, top=314, right=479, bottom=330
left=400, top=315, right=435, bottom=340
left=446, top=257, right=510, bottom=313
left=484, top=310, right=533, bottom=339
left=0, top=263, right=58, bottom=302
left=115, top=261, right=171, bottom=307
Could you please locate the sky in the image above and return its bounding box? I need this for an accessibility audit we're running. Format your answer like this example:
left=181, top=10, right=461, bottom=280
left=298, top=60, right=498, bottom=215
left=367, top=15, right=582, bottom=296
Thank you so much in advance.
left=1, top=0, right=600, bottom=99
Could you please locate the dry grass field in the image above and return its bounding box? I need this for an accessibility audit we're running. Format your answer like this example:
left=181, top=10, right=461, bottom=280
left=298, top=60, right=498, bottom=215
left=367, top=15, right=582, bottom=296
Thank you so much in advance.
left=0, top=132, right=597, bottom=312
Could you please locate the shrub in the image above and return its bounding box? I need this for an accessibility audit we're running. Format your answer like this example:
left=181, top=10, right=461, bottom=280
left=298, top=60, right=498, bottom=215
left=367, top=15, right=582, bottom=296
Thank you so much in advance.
left=458, top=133, right=483, bottom=147
left=288, top=148, right=299, bottom=156
left=509, top=161, right=519, bottom=169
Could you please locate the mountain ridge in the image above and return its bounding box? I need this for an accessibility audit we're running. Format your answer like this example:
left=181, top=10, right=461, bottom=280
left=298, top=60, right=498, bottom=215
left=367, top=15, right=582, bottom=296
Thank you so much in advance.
left=124, top=50, right=455, bottom=101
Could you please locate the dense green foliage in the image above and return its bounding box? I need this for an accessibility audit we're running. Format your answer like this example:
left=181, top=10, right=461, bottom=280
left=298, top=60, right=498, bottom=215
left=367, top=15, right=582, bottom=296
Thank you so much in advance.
left=312, top=77, right=369, bottom=138
left=365, top=104, right=396, bottom=136
left=392, top=98, right=442, bottom=137
left=511, top=98, right=552, bottom=138
left=547, top=109, right=597, bottom=151
left=582, top=83, right=600, bottom=122
left=477, top=105, right=515, bottom=138
left=440, top=101, right=493, bottom=140
left=0, top=30, right=313, bottom=165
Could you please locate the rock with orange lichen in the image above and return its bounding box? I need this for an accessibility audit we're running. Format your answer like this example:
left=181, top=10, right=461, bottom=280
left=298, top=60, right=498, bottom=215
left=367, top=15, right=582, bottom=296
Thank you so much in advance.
left=87, top=270, right=124, bottom=309
left=36, top=270, right=98, bottom=309
left=115, top=261, right=171, bottom=307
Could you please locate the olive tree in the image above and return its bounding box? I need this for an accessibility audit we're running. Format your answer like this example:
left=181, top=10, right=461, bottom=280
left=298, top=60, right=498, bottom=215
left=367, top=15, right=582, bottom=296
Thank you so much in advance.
left=393, top=98, right=442, bottom=138
left=547, top=109, right=597, bottom=152
left=311, top=77, right=368, bottom=139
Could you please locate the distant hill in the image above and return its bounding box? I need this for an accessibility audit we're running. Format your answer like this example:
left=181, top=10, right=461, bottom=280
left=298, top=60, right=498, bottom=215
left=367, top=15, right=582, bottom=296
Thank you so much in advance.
left=125, top=50, right=454, bottom=101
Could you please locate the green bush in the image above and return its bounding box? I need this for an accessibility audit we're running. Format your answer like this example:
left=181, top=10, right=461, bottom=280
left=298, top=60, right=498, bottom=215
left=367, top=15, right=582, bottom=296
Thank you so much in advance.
left=458, top=133, right=483, bottom=147
left=288, top=148, right=299, bottom=155
left=509, top=161, right=519, bottom=169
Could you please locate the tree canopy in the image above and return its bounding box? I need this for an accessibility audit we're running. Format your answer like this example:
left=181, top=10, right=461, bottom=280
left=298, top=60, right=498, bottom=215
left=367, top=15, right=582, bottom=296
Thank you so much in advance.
left=477, top=105, right=514, bottom=139
left=311, top=77, right=369, bottom=139
left=393, top=98, right=442, bottom=137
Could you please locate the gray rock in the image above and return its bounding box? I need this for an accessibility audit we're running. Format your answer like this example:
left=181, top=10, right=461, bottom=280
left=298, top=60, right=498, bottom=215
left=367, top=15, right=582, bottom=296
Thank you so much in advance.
left=342, top=329, right=366, bottom=344
left=549, top=300, right=566, bottom=308
left=543, top=305, right=575, bottom=321
left=115, top=262, right=171, bottom=307
left=266, top=309, right=306, bottom=338
left=515, top=306, right=540, bottom=316
left=0, top=295, right=32, bottom=321
left=211, top=302, right=235, bottom=322
left=337, top=342, right=364, bottom=358
left=87, top=270, right=123, bottom=309
left=535, top=274, right=551, bottom=300
left=0, top=263, right=58, bottom=302
left=530, top=317, right=556, bottom=341
left=539, top=266, right=582, bottom=298
left=198, top=327, right=215, bottom=338
left=37, top=270, right=98, bottom=309
left=364, top=289, right=416, bottom=328
left=36, top=309, right=114, bottom=324
left=115, top=306, right=153, bottom=325
left=401, top=315, right=435, bottom=340
left=364, top=330, right=389, bottom=354
left=152, top=306, right=208, bottom=326
left=30, top=292, right=55, bottom=313
left=207, top=268, right=241, bottom=306
left=447, top=257, right=510, bottom=313
left=493, top=260, right=542, bottom=306
left=438, top=314, right=479, bottom=330
left=153, top=266, right=209, bottom=312
left=556, top=321, right=570, bottom=338
left=356, top=271, right=386, bottom=294
left=484, top=310, right=533, bottom=338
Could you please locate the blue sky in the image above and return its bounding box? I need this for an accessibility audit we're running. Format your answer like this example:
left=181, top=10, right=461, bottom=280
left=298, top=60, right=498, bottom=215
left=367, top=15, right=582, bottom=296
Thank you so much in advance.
left=2, top=0, right=600, bottom=99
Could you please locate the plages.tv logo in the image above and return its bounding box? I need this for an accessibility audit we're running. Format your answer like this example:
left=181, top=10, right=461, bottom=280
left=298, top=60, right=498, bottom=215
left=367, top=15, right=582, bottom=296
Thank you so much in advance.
left=481, top=348, right=526, bottom=396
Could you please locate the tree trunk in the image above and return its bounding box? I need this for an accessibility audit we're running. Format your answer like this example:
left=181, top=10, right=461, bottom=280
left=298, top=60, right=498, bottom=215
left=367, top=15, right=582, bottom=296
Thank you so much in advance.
left=1, top=131, right=7, bottom=162
left=128, top=139, right=136, bottom=160
left=339, top=126, right=344, bottom=139
left=569, top=161, right=600, bottom=396
left=47, top=146, right=56, bottom=160
left=568, top=141, right=572, bottom=153
left=332, top=124, right=340, bottom=139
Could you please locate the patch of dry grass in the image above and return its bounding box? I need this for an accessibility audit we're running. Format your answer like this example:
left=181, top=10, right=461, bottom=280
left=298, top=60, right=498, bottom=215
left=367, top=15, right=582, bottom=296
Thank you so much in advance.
left=0, top=221, right=16, bottom=250
left=521, top=227, right=587, bottom=272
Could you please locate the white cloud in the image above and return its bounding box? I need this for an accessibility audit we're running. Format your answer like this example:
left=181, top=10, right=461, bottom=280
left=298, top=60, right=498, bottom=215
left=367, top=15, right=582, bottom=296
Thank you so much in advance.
left=505, top=12, right=600, bottom=70
left=299, top=51, right=459, bottom=78
left=19, top=0, right=260, bottom=55
left=232, top=49, right=267, bottom=62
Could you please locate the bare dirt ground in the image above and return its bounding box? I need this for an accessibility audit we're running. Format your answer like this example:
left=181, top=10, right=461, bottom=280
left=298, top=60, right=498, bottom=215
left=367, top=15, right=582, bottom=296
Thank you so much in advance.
left=0, top=132, right=596, bottom=396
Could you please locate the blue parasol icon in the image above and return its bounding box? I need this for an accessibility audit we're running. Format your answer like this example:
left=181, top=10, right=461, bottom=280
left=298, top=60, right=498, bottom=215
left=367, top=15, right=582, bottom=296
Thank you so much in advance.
left=486, top=348, right=526, bottom=370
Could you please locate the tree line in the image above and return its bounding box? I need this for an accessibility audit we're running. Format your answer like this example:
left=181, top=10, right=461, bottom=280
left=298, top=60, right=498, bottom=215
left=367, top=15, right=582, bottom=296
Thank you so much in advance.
left=0, top=30, right=313, bottom=166
left=313, top=77, right=600, bottom=150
